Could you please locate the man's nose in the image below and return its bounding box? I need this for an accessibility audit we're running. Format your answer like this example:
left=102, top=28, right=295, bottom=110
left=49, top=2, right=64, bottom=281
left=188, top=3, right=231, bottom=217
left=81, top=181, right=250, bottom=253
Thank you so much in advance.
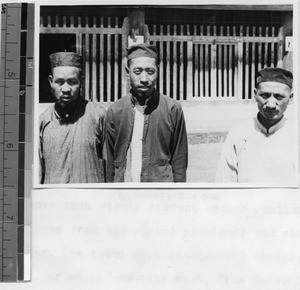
left=140, top=72, right=149, bottom=83
left=61, top=82, right=71, bottom=92
left=266, top=96, right=277, bottom=109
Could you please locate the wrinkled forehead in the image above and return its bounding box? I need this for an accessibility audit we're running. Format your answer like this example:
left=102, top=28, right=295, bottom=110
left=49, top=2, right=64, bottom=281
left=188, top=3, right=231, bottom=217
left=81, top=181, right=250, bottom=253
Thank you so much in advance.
left=129, top=56, right=158, bottom=68
left=257, top=81, right=292, bottom=94
left=52, top=66, right=81, bottom=78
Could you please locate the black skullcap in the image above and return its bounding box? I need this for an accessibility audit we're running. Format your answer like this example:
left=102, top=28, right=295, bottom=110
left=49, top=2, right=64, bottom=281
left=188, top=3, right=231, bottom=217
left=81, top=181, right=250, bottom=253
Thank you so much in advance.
left=126, top=43, right=159, bottom=61
left=256, top=67, right=293, bottom=88
left=49, top=52, right=82, bottom=69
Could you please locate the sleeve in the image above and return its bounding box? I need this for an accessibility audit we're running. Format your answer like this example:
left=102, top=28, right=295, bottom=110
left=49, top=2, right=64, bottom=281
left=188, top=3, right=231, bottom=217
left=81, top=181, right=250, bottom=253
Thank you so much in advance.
left=39, top=120, right=45, bottom=184
left=170, top=104, right=188, bottom=182
left=215, top=129, right=239, bottom=183
left=105, top=106, right=116, bottom=182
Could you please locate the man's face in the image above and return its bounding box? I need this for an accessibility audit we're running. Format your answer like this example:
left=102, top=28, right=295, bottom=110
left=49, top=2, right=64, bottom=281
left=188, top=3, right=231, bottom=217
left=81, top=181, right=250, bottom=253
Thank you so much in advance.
left=48, top=66, right=81, bottom=108
left=126, top=57, right=158, bottom=98
left=254, top=81, right=292, bottom=123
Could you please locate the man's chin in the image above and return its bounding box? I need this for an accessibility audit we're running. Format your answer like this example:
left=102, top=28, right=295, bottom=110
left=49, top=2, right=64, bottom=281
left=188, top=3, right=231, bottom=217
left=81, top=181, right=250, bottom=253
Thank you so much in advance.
left=263, top=113, right=279, bottom=120
left=138, top=89, right=153, bottom=98
left=56, top=100, right=75, bottom=109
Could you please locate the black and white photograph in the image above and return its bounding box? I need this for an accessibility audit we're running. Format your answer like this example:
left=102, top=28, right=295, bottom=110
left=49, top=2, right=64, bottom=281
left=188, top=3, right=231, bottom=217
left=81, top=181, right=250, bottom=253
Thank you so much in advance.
left=35, top=3, right=298, bottom=186
left=10, top=1, right=300, bottom=289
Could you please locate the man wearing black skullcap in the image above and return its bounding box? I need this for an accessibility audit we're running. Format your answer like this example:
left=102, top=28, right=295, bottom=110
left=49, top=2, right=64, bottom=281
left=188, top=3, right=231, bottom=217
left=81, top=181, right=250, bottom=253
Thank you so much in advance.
left=216, top=67, right=296, bottom=184
left=106, top=43, right=188, bottom=182
left=39, top=52, right=106, bottom=183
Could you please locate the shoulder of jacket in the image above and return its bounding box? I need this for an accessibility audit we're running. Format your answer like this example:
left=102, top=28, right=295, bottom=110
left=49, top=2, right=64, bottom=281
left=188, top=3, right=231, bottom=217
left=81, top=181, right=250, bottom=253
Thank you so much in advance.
left=39, top=104, right=54, bottom=123
left=86, top=101, right=106, bottom=116
left=108, top=95, right=131, bottom=112
left=159, top=93, right=182, bottom=110
left=226, top=118, right=254, bottom=141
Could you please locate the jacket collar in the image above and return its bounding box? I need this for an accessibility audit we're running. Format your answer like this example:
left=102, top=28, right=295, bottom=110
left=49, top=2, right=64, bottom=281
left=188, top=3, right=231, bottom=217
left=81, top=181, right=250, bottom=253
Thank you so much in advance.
left=255, top=113, right=286, bottom=136
left=130, top=89, right=159, bottom=115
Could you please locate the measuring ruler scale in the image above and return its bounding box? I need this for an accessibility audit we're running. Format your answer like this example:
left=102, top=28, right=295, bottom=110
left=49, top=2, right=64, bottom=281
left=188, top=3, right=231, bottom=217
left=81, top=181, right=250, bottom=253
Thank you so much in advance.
left=0, top=2, right=32, bottom=281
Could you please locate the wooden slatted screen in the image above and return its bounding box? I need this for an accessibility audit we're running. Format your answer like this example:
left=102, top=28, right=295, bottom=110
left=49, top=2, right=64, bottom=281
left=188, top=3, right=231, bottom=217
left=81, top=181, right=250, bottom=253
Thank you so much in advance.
left=41, top=14, right=284, bottom=102
left=149, top=24, right=283, bottom=101
left=40, top=15, right=124, bottom=102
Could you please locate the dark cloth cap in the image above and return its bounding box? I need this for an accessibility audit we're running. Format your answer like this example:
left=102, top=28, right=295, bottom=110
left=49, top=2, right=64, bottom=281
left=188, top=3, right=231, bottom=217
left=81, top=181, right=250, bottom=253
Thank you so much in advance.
left=49, top=52, right=82, bottom=69
left=126, top=43, right=159, bottom=61
left=256, top=67, right=293, bottom=88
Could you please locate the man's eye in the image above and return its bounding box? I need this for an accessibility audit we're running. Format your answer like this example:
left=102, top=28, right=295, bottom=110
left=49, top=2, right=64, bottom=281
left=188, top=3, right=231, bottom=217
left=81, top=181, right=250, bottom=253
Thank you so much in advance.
left=68, top=79, right=78, bottom=85
left=146, top=69, right=155, bottom=75
left=55, top=80, right=64, bottom=86
left=259, top=94, right=270, bottom=99
left=133, top=70, right=141, bottom=75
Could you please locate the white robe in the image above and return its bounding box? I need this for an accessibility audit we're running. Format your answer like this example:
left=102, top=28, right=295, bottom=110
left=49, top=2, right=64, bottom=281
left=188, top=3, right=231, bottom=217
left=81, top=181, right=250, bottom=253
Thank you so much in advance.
left=215, top=116, right=297, bottom=186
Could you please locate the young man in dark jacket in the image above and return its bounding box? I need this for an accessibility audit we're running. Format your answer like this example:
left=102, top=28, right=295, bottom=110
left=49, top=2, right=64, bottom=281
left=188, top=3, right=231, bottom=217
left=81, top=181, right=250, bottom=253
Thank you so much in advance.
left=106, top=43, right=188, bottom=182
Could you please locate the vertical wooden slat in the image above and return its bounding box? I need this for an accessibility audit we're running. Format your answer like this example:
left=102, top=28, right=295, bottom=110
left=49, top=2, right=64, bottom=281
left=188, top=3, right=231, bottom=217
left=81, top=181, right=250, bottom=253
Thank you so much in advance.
left=277, top=27, right=284, bottom=68
left=218, top=26, right=223, bottom=97
left=187, top=25, right=193, bottom=100
left=211, top=26, right=217, bottom=98
left=224, top=28, right=228, bottom=97
left=193, top=25, right=199, bottom=97
left=92, top=17, right=97, bottom=102
left=47, top=16, right=51, bottom=28
left=197, top=43, right=201, bottom=97
left=264, top=27, right=269, bottom=68
left=159, top=25, right=164, bottom=95
left=271, top=26, right=275, bottom=67
left=204, top=26, right=210, bottom=97
left=173, top=25, right=178, bottom=100
left=55, top=16, right=59, bottom=28
left=107, top=17, right=112, bottom=102
left=63, top=16, right=66, bottom=28
left=70, top=16, right=74, bottom=28
left=245, top=26, right=250, bottom=99
left=233, top=26, right=238, bottom=98
left=152, top=25, right=159, bottom=91
left=76, top=16, right=82, bottom=55
left=199, top=26, right=203, bottom=97
left=85, top=16, right=90, bottom=100
left=40, top=16, right=44, bottom=28
left=237, top=26, right=243, bottom=99
left=99, top=17, right=104, bottom=103
left=121, top=17, right=128, bottom=98
left=166, top=25, right=171, bottom=97
left=251, top=27, right=256, bottom=99
left=227, top=27, right=233, bottom=97
left=114, top=17, right=119, bottom=102
left=152, top=24, right=157, bottom=47
left=179, top=25, right=184, bottom=100
left=258, top=27, right=262, bottom=71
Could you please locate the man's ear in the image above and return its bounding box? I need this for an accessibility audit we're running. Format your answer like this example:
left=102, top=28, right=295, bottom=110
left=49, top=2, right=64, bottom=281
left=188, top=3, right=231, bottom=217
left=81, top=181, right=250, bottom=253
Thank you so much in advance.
left=125, top=66, right=129, bottom=78
left=288, top=90, right=293, bottom=104
left=48, top=75, right=53, bottom=87
left=253, top=88, right=258, bottom=100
